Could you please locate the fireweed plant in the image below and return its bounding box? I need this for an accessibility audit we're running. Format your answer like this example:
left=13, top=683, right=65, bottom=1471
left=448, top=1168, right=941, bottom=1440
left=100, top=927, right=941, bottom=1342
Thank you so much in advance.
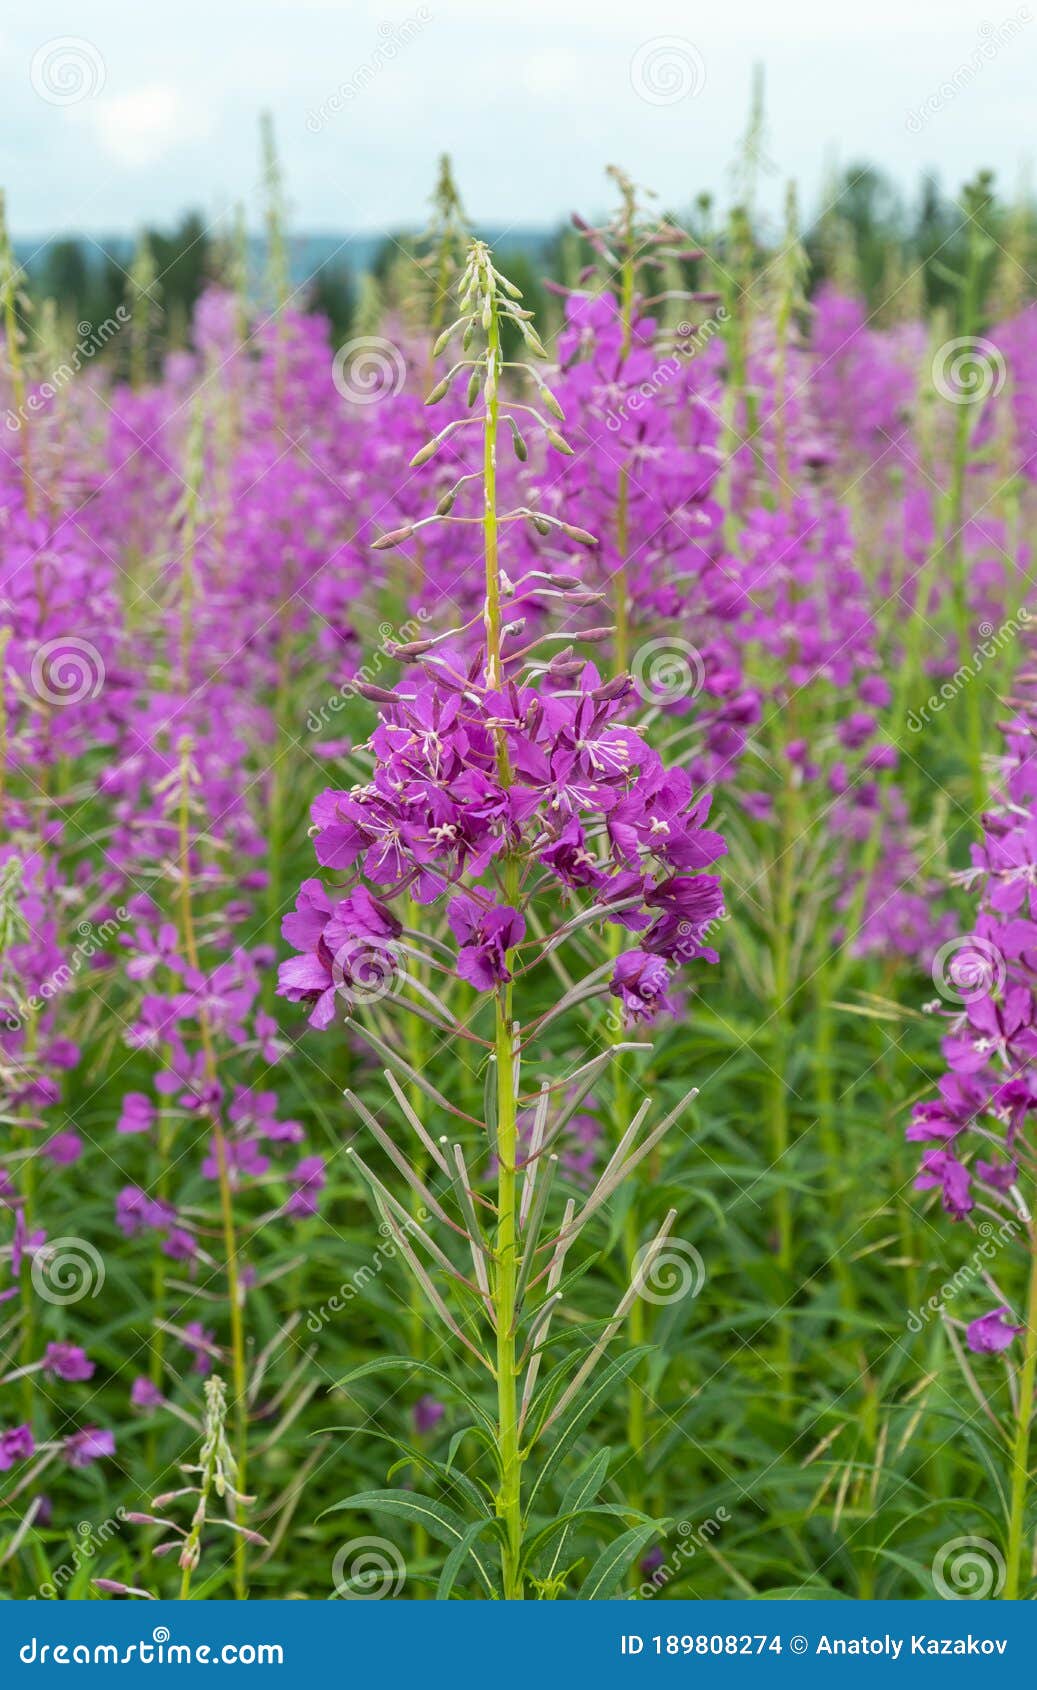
left=4, top=125, right=1037, bottom=1601
left=278, top=243, right=727, bottom=1597
left=539, top=174, right=751, bottom=1477
left=909, top=669, right=1037, bottom=1601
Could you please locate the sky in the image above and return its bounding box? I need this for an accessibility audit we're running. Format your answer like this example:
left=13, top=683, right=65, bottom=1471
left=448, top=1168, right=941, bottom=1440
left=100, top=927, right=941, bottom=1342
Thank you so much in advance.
left=2, top=0, right=1035, bottom=246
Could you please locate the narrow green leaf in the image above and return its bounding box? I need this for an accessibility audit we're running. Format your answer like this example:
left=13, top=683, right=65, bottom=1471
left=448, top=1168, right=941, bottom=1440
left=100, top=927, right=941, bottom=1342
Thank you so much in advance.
left=320, top=1489, right=498, bottom=1598
left=436, top=1519, right=504, bottom=1600
left=578, top=1524, right=660, bottom=1600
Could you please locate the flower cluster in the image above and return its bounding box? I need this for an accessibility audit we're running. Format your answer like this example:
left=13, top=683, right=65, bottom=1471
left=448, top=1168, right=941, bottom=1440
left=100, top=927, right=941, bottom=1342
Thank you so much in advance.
left=909, top=680, right=1037, bottom=1350
left=280, top=650, right=726, bottom=1027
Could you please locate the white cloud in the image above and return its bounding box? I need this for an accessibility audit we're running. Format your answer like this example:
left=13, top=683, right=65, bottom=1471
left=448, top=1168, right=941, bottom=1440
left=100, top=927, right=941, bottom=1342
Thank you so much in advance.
left=89, top=85, right=210, bottom=167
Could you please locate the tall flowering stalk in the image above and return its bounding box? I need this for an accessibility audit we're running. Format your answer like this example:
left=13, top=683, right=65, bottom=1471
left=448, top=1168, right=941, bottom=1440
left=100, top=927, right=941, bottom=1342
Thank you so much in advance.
left=909, top=669, right=1037, bottom=1598
left=280, top=242, right=726, bottom=1597
left=0, top=194, right=33, bottom=516
left=554, top=178, right=733, bottom=1479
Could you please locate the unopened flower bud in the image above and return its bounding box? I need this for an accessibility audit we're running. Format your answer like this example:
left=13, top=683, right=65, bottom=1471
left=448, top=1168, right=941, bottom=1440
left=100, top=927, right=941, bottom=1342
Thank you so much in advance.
left=559, top=522, right=598, bottom=547
left=507, top=419, right=528, bottom=461
left=372, top=525, right=415, bottom=550
left=545, top=427, right=574, bottom=456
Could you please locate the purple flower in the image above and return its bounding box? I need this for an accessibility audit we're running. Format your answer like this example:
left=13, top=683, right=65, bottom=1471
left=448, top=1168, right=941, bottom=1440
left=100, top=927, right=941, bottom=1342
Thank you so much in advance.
left=643, top=874, right=725, bottom=962
left=42, top=1342, right=95, bottom=1382
left=0, top=1425, right=34, bottom=1470
left=130, top=1376, right=164, bottom=1409
left=413, top=1395, right=445, bottom=1436
left=116, top=1186, right=177, bottom=1237
left=448, top=897, right=525, bottom=990
left=286, top=1155, right=326, bottom=1217
left=610, top=951, right=673, bottom=1023
left=966, top=1307, right=1024, bottom=1354
left=64, top=1426, right=115, bottom=1467
left=117, top=1092, right=155, bottom=1134
left=40, top=1131, right=82, bottom=1165
left=183, top=1320, right=217, bottom=1375
left=914, top=1150, right=973, bottom=1220
left=278, top=882, right=402, bottom=1028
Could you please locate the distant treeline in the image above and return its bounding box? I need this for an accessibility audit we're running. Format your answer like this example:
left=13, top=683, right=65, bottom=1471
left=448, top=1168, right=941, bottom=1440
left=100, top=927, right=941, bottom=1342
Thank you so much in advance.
left=12, top=165, right=1034, bottom=373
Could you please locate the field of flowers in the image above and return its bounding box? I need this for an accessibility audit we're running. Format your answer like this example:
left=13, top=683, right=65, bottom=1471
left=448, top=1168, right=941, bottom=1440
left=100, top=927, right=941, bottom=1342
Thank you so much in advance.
left=1, top=139, right=1036, bottom=1604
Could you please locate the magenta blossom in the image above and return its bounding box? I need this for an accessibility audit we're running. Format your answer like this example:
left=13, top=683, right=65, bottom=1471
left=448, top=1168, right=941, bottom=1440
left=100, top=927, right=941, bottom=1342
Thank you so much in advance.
left=0, top=1425, right=34, bottom=1469
left=130, top=1376, right=164, bottom=1409
left=966, top=1307, right=1024, bottom=1354
left=42, top=1342, right=95, bottom=1382
left=64, top=1427, right=115, bottom=1467
left=610, top=951, right=674, bottom=1023
left=448, top=897, right=525, bottom=990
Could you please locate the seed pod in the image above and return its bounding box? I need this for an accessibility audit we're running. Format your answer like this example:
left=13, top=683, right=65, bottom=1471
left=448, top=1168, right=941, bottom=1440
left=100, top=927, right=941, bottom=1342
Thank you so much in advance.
left=435, top=487, right=457, bottom=516
left=466, top=369, right=480, bottom=407
left=425, top=374, right=451, bottom=405
left=409, top=438, right=439, bottom=468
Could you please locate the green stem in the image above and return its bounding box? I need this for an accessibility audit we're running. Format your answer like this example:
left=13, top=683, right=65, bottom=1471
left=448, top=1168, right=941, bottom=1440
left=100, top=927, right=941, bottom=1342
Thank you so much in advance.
left=946, top=222, right=986, bottom=814
left=1005, top=1217, right=1037, bottom=1599
left=177, top=742, right=248, bottom=1599
left=612, top=261, right=646, bottom=1487
left=480, top=267, right=524, bottom=1597
left=494, top=920, right=524, bottom=1599
left=771, top=809, right=795, bottom=1405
